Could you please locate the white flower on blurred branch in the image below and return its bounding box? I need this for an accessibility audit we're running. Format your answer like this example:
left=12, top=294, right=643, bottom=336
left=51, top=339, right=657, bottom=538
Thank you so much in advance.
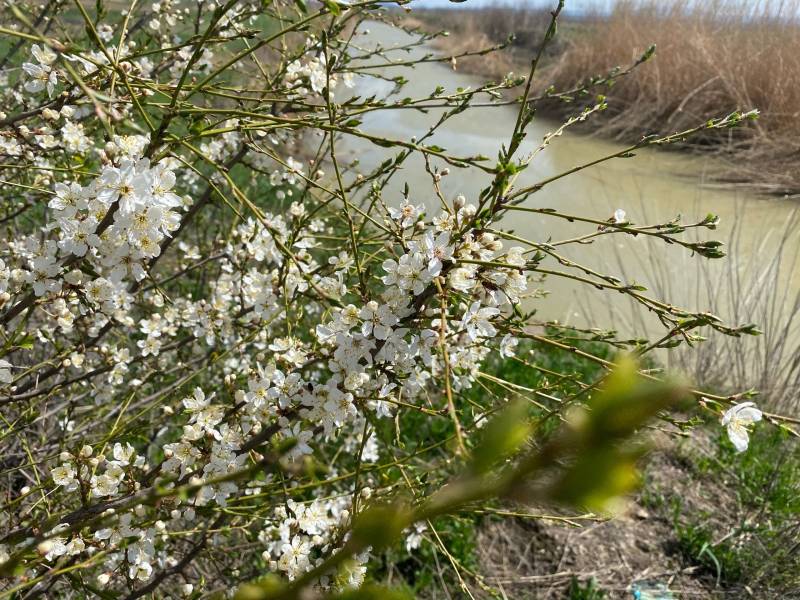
left=722, top=402, right=762, bottom=452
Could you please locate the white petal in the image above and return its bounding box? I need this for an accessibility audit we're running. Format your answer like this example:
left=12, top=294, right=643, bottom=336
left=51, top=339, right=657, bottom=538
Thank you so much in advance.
left=737, top=406, right=762, bottom=423
left=723, top=401, right=757, bottom=425
left=727, top=426, right=750, bottom=453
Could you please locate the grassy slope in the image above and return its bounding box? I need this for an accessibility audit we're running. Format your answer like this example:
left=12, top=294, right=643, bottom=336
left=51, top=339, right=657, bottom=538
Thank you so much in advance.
left=373, top=337, right=800, bottom=598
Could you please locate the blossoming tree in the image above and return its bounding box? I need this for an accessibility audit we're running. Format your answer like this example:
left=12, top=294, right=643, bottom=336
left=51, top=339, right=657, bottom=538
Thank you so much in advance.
left=0, top=0, right=790, bottom=598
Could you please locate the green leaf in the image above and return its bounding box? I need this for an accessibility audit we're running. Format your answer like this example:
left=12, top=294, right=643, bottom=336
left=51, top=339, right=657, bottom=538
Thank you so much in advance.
left=320, top=0, right=341, bottom=15
left=549, top=445, right=644, bottom=513
left=351, top=502, right=411, bottom=550
left=586, top=355, right=684, bottom=440
left=16, top=334, right=35, bottom=350
left=470, top=400, right=532, bottom=473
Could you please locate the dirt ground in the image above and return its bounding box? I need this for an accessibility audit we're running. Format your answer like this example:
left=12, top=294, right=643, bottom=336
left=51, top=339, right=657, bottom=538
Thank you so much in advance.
left=474, top=436, right=760, bottom=599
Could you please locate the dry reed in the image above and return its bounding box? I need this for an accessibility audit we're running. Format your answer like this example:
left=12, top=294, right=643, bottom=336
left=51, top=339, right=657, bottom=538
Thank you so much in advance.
left=598, top=203, right=800, bottom=415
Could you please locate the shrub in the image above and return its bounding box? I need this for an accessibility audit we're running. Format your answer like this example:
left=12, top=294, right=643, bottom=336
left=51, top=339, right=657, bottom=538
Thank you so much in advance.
left=0, top=1, right=790, bottom=598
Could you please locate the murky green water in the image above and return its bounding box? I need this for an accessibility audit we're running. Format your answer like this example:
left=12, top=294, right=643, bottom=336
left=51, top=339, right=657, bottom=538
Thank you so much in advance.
left=341, top=22, right=800, bottom=346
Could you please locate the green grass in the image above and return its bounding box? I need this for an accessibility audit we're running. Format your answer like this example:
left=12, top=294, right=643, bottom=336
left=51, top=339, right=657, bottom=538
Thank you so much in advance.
left=673, top=519, right=740, bottom=585
left=377, top=515, right=480, bottom=594
left=568, top=577, right=608, bottom=600
left=667, top=427, right=800, bottom=593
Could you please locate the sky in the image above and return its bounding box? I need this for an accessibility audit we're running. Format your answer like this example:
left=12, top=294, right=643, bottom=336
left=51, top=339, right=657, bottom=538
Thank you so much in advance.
left=406, top=0, right=794, bottom=18
left=408, top=0, right=614, bottom=14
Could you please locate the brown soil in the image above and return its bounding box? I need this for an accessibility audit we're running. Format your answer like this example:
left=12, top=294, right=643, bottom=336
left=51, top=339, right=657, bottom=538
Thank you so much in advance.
left=473, top=436, right=750, bottom=599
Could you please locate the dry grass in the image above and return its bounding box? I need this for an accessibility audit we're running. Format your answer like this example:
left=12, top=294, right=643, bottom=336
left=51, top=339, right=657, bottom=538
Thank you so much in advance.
left=399, top=5, right=555, bottom=80
left=409, top=0, right=800, bottom=193
left=658, top=211, right=800, bottom=416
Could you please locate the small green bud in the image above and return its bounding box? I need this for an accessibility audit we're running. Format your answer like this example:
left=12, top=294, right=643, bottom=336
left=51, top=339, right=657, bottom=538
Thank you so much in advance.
left=351, top=503, right=411, bottom=550
left=470, top=400, right=532, bottom=473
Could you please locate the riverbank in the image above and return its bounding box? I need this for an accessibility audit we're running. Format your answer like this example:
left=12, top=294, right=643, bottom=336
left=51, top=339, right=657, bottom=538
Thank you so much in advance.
left=472, top=426, right=800, bottom=598
left=346, top=19, right=800, bottom=416
left=399, top=336, right=800, bottom=598
left=343, top=19, right=800, bottom=598
left=400, top=1, right=800, bottom=195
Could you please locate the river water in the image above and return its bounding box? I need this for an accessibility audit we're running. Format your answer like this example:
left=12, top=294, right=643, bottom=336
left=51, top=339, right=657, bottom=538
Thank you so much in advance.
left=340, top=21, right=800, bottom=355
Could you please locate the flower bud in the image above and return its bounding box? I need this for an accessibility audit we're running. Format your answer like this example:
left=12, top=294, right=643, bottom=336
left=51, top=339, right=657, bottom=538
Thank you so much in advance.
left=104, top=141, right=118, bottom=159
left=37, top=540, right=54, bottom=556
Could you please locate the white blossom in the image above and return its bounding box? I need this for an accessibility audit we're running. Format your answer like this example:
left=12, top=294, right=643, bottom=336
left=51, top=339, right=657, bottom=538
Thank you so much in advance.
left=722, top=402, right=762, bottom=452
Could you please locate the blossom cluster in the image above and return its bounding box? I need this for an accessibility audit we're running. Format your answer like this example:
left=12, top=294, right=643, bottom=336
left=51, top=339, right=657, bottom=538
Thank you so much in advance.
left=2, top=144, right=526, bottom=592
left=0, top=3, right=527, bottom=590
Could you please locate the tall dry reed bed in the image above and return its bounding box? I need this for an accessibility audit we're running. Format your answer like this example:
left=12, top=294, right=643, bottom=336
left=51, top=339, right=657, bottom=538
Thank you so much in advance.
left=409, top=0, right=800, bottom=193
